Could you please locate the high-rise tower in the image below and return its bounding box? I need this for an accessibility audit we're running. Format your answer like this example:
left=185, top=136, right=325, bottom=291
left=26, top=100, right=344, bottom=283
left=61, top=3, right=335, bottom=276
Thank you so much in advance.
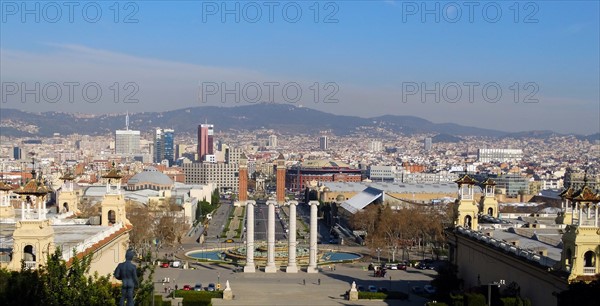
left=276, top=153, right=286, bottom=203
left=197, top=124, right=214, bottom=162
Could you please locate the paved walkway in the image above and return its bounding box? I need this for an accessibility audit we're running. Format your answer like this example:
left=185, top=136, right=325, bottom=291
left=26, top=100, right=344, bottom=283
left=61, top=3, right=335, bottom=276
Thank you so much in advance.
left=154, top=261, right=436, bottom=306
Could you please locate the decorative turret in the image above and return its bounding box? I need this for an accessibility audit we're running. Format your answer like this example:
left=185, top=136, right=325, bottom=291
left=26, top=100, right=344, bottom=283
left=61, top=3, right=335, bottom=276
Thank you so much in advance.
left=9, top=166, right=55, bottom=271
left=100, top=163, right=129, bottom=226
left=57, top=170, right=79, bottom=214
left=0, top=180, right=15, bottom=218
left=454, top=174, right=479, bottom=230
left=556, top=186, right=575, bottom=225
left=480, top=178, right=499, bottom=218
left=559, top=174, right=600, bottom=282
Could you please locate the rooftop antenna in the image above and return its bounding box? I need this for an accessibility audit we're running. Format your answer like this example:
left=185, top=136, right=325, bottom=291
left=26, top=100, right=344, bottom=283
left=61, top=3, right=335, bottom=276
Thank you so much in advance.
left=125, top=111, right=130, bottom=131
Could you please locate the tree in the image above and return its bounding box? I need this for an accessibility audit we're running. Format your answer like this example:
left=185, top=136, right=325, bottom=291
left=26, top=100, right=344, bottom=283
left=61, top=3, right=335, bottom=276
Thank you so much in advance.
left=126, top=203, right=153, bottom=252
left=0, top=248, right=118, bottom=306
left=211, top=189, right=220, bottom=206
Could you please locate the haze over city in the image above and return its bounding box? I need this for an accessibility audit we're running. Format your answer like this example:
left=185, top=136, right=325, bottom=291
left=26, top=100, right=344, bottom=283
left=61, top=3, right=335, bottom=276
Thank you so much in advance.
left=1, top=1, right=599, bottom=134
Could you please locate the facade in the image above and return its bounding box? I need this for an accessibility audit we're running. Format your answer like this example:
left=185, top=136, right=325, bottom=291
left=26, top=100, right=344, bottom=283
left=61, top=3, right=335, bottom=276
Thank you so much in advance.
left=197, top=124, right=214, bottom=161
left=564, top=170, right=600, bottom=193
left=424, top=137, right=432, bottom=151
left=494, top=174, right=528, bottom=197
left=268, top=135, right=278, bottom=148
left=369, top=141, right=383, bottom=152
left=447, top=172, right=600, bottom=306
left=368, top=165, right=397, bottom=182
left=477, top=148, right=523, bottom=163
left=182, top=162, right=239, bottom=192
left=153, top=128, right=175, bottom=165
left=286, top=160, right=362, bottom=192
left=318, top=136, right=328, bottom=150
left=115, top=130, right=140, bottom=155
left=0, top=170, right=131, bottom=281
left=13, top=147, right=21, bottom=160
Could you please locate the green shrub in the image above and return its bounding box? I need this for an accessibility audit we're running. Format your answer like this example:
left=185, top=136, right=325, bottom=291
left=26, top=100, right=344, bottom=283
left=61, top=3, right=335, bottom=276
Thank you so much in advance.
left=358, top=292, right=386, bottom=299
left=465, top=293, right=486, bottom=306
left=450, top=294, right=465, bottom=306
left=357, top=291, right=408, bottom=300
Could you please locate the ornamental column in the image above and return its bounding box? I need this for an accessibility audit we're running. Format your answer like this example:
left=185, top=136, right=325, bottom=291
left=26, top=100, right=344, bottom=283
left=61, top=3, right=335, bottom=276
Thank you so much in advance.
left=244, top=200, right=256, bottom=273
left=286, top=201, right=298, bottom=273
left=265, top=200, right=277, bottom=273
left=307, top=200, right=319, bottom=273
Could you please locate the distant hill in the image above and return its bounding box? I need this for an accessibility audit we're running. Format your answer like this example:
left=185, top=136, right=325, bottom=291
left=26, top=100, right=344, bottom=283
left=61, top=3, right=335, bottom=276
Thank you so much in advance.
left=432, top=133, right=463, bottom=143
left=0, top=104, right=587, bottom=138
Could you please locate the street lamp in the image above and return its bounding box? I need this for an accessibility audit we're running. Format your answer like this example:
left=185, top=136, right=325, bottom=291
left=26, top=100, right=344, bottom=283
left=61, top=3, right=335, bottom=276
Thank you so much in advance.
left=217, top=272, right=221, bottom=290
left=376, top=248, right=381, bottom=263
left=488, top=279, right=505, bottom=306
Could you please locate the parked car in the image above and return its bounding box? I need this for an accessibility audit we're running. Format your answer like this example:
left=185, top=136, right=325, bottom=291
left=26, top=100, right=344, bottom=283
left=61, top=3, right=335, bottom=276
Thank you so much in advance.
left=182, top=285, right=191, bottom=291
left=397, top=262, right=407, bottom=270
left=368, top=285, right=378, bottom=293
left=357, top=285, right=365, bottom=292
left=378, top=287, right=389, bottom=293
left=160, top=262, right=169, bottom=268
left=424, top=285, right=436, bottom=294
left=170, top=261, right=181, bottom=268
left=194, top=283, right=203, bottom=291
left=207, top=283, right=216, bottom=291
left=386, top=264, right=398, bottom=270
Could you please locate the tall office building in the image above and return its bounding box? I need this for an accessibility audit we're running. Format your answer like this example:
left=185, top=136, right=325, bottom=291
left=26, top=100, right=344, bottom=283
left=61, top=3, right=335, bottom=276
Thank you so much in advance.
left=197, top=124, right=214, bottom=162
left=319, top=136, right=328, bottom=150
left=13, top=147, right=22, bottom=160
left=424, top=137, right=432, bottom=151
left=115, top=113, right=140, bottom=155
left=268, top=135, right=278, bottom=148
left=154, top=128, right=175, bottom=165
left=370, top=141, right=383, bottom=152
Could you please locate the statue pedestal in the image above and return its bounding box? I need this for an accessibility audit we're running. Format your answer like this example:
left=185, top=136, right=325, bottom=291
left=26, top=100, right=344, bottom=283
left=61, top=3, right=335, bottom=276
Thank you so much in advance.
left=349, top=290, right=358, bottom=301
left=223, top=289, right=233, bottom=300
left=265, top=264, right=277, bottom=273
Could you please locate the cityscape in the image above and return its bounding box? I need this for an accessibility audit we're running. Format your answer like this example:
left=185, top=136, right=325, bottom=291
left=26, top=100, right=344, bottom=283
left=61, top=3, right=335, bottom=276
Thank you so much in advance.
left=1, top=1, right=599, bottom=306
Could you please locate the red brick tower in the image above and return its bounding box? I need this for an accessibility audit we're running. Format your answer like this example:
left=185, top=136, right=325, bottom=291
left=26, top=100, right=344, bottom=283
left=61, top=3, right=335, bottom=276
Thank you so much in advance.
left=238, top=153, right=248, bottom=202
left=276, top=153, right=286, bottom=203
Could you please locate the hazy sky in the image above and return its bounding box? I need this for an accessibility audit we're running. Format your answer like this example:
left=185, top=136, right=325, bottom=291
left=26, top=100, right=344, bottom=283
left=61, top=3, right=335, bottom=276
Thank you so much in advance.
left=1, top=1, right=598, bottom=134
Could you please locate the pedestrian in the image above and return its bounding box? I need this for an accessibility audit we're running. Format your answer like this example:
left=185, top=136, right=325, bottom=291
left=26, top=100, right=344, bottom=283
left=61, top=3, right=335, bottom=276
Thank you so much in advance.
left=318, top=278, right=321, bottom=285
left=175, top=284, right=178, bottom=291
left=303, top=279, right=306, bottom=285
left=164, top=287, right=167, bottom=293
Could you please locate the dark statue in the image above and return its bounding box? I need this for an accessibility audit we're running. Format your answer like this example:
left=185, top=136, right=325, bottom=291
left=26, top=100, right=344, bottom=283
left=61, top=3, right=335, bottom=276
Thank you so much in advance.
left=114, top=249, right=139, bottom=306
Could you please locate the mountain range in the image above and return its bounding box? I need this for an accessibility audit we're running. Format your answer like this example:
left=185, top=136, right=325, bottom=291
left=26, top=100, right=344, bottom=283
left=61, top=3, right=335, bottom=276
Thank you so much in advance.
left=0, top=104, right=598, bottom=142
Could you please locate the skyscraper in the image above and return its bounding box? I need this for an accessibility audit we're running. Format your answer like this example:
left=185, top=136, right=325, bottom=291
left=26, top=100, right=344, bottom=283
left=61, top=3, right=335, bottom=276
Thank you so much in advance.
left=154, top=128, right=175, bottom=165
left=268, top=135, right=278, bottom=148
left=197, top=124, right=214, bottom=162
left=13, top=147, right=21, bottom=160
left=115, top=113, right=140, bottom=155
left=424, top=137, right=432, bottom=151
left=319, top=136, right=328, bottom=150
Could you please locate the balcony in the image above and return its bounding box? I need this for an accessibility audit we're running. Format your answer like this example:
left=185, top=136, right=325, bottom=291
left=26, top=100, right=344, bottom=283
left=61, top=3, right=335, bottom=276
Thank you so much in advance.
left=24, top=261, right=37, bottom=270
left=583, top=267, right=597, bottom=275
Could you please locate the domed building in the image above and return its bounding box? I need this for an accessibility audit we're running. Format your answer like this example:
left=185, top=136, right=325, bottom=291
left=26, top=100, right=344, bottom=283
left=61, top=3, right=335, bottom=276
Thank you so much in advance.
left=126, top=166, right=173, bottom=191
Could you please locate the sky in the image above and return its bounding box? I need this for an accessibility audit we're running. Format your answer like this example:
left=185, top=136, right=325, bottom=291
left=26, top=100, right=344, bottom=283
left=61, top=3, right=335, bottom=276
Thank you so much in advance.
left=1, top=0, right=599, bottom=135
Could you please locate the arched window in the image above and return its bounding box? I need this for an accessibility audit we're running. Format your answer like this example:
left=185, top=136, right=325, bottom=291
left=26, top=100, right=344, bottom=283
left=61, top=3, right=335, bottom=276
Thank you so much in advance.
left=63, top=202, right=69, bottom=212
left=24, top=245, right=36, bottom=262
left=108, top=209, right=116, bottom=224
left=464, top=215, right=472, bottom=229
left=487, top=207, right=493, bottom=215
left=584, top=251, right=596, bottom=267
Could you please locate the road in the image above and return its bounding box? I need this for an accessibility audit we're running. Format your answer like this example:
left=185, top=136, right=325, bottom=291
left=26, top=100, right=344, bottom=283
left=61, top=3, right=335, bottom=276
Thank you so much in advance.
left=254, top=199, right=287, bottom=241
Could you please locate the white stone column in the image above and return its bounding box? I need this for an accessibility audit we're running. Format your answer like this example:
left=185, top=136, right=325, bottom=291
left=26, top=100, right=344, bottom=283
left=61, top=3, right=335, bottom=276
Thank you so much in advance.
left=286, top=201, right=298, bottom=273
left=307, top=200, right=319, bottom=273
left=21, top=200, right=25, bottom=220
left=244, top=200, right=256, bottom=273
left=265, top=200, right=277, bottom=273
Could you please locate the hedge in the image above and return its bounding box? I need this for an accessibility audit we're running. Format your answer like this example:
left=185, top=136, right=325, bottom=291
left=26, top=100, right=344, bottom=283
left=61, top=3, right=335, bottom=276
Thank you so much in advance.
left=358, top=291, right=409, bottom=300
